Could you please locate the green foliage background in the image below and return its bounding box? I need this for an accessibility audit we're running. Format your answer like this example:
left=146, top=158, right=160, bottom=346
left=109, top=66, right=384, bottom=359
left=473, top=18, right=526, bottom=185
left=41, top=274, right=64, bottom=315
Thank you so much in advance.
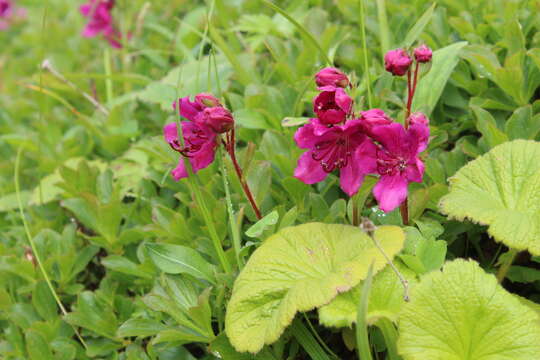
left=1, top=0, right=540, bottom=359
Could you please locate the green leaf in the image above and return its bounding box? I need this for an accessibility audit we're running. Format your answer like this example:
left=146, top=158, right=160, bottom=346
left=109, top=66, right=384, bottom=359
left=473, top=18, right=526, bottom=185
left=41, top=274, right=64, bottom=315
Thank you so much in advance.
left=101, top=255, right=153, bottom=279
left=145, top=243, right=216, bottom=284
left=291, top=318, right=332, bottom=360
left=209, top=333, right=277, bottom=360
left=398, top=259, right=540, bottom=359
left=225, top=223, right=405, bottom=353
left=117, top=318, right=167, bottom=338
left=318, top=261, right=417, bottom=327
left=245, top=210, right=279, bottom=238
left=64, top=292, right=119, bottom=340
left=402, top=3, right=436, bottom=48
left=32, top=281, right=57, bottom=321
left=505, top=106, right=540, bottom=140
left=356, top=264, right=374, bottom=360
left=25, top=330, right=54, bottom=360
left=440, top=140, right=540, bottom=255
left=412, top=42, right=468, bottom=115
left=471, top=106, right=508, bottom=148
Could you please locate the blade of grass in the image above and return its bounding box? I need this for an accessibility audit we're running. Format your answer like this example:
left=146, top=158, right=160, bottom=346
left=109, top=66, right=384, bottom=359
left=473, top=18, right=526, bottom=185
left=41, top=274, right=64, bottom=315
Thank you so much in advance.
left=359, top=0, right=373, bottom=108
left=104, top=47, right=114, bottom=105
left=262, top=0, right=332, bottom=66
left=376, top=0, right=391, bottom=55
left=402, top=3, right=436, bottom=47
left=356, top=263, right=374, bottom=360
left=376, top=318, right=401, bottom=360
left=15, top=148, right=87, bottom=349
left=291, top=318, right=332, bottom=360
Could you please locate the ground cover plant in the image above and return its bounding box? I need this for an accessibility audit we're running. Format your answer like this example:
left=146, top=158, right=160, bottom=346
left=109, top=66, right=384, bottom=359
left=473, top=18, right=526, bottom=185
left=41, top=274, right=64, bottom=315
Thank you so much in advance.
left=1, top=0, right=540, bottom=359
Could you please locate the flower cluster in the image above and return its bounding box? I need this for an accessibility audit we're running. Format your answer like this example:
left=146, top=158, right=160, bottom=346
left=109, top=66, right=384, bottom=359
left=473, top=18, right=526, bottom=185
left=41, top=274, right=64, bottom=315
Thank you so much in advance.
left=163, top=94, right=234, bottom=180
left=294, top=47, right=432, bottom=213
left=0, top=0, right=26, bottom=30
left=80, top=0, right=123, bottom=48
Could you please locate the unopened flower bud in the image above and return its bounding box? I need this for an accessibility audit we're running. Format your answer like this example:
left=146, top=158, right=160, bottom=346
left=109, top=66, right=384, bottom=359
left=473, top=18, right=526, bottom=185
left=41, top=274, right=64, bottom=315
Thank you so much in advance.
left=384, top=49, right=412, bottom=76
left=202, top=107, right=234, bottom=133
left=195, top=93, right=221, bottom=108
left=414, top=45, right=432, bottom=63
left=315, top=67, right=350, bottom=88
left=360, top=109, right=393, bottom=127
left=408, top=112, right=429, bottom=126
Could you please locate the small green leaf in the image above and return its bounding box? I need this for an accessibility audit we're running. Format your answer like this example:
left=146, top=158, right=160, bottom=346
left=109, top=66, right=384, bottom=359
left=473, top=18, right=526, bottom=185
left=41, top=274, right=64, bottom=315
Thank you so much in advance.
left=64, top=292, right=119, bottom=340
left=505, top=106, right=540, bottom=140
left=225, top=223, right=405, bottom=353
left=412, top=42, right=468, bottom=115
left=471, top=106, right=508, bottom=148
left=281, top=117, right=310, bottom=127
left=210, top=333, right=277, bottom=360
left=440, top=140, right=540, bottom=255
left=402, top=3, right=436, bottom=48
left=26, top=330, right=54, bottom=360
left=318, top=261, right=417, bottom=327
left=101, top=255, right=153, bottom=279
left=245, top=210, right=279, bottom=238
left=146, top=243, right=216, bottom=284
left=117, top=318, right=167, bottom=338
left=32, top=281, right=57, bottom=321
left=398, top=259, right=540, bottom=359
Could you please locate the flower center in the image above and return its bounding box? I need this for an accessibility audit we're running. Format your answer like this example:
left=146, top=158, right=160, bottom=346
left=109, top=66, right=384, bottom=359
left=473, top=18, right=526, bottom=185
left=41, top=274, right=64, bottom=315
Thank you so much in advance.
left=312, top=136, right=351, bottom=173
left=376, top=149, right=408, bottom=176
left=169, top=128, right=209, bottom=158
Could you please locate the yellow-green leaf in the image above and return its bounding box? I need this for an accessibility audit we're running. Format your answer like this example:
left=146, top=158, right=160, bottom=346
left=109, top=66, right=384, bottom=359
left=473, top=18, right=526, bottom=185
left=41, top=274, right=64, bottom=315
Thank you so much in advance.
left=225, top=223, right=404, bottom=353
left=398, top=259, right=540, bottom=359
left=440, top=140, right=540, bottom=255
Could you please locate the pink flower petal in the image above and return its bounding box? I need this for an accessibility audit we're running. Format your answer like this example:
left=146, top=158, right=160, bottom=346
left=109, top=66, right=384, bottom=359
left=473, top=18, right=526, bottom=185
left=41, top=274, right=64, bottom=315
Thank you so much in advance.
left=172, top=159, right=188, bottom=180
left=334, top=87, right=352, bottom=113
left=190, top=139, right=217, bottom=172
left=163, top=123, right=178, bottom=144
left=373, top=173, right=409, bottom=212
left=370, top=122, right=408, bottom=156
left=405, top=158, right=425, bottom=183
left=294, top=151, right=328, bottom=184
left=408, top=123, right=430, bottom=154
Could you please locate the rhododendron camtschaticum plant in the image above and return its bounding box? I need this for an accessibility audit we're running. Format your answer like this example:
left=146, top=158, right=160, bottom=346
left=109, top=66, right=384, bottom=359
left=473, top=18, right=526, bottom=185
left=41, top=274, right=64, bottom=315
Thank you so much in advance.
left=163, top=94, right=262, bottom=219
left=79, top=0, right=124, bottom=48
left=294, top=45, right=432, bottom=224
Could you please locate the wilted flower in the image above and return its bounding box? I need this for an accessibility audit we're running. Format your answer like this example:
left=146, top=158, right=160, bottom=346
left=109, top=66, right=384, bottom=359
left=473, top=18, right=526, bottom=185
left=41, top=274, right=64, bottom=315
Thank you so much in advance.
left=315, top=67, right=350, bottom=88
left=384, top=49, right=413, bottom=76
left=414, top=45, right=432, bottom=63
left=367, top=122, right=429, bottom=212
left=294, top=118, right=376, bottom=196
left=313, top=86, right=353, bottom=125
left=163, top=122, right=217, bottom=180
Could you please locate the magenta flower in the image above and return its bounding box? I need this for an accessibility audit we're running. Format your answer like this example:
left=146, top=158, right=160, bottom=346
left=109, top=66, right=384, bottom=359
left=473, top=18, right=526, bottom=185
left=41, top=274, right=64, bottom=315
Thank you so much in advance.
left=367, top=122, right=429, bottom=212
left=384, top=49, right=413, bottom=76
left=414, top=45, right=432, bottom=63
left=294, top=118, right=377, bottom=196
left=163, top=122, right=217, bottom=180
left=174, top=95, right=234, bottom=134
left=313, top=86, right=353, bottom=125
left=80, top=0, right=123, bottom=48
left=359, top=108, right=393, bottom=136
left=0, top=0, right=25, bottom=30
left=315, top=67, right=350, bottom=88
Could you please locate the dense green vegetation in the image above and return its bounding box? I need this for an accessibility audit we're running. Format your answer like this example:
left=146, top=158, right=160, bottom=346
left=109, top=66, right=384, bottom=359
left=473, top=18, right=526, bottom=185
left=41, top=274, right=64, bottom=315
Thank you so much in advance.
left=1, top=0, right=540, bottom=359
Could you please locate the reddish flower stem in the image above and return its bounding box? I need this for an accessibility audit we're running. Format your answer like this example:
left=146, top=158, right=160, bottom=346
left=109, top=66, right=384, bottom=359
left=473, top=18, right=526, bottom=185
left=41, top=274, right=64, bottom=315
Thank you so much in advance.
left=225, top=128, right=263, bottom=220
left=400, top=63, right=420, bottom=226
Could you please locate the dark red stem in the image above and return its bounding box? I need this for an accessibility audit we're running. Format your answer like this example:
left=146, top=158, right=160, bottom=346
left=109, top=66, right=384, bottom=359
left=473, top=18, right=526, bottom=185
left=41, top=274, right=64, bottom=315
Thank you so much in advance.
left=225, top=128, right=263, bottom=220
left=400, top=63, right=420, bottom=226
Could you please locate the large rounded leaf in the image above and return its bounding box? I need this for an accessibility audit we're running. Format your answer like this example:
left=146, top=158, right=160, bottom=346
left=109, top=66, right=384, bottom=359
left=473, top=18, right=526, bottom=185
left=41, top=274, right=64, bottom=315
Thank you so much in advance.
left=225, top=223, right=405, bottom=353
left=318, top=261, right=417, bottom=328
left=398, top=259, right=540, bottom=359
left=440, top=140, right=540, bottom=255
